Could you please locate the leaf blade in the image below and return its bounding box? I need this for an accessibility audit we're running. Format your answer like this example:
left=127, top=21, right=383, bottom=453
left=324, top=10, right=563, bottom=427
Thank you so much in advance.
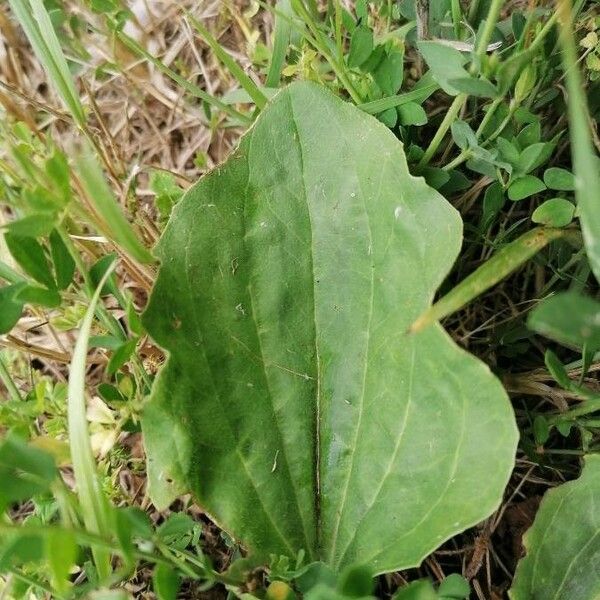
left=142, top=82, right=518, bottom=573
left=510, top=455, right=600, bottom=600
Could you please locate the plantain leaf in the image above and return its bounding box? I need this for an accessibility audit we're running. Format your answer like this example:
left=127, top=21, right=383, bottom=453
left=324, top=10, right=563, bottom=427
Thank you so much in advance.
left=510, top=455, right=600, bottom=600
left=142, top=82, right=518, bottom=574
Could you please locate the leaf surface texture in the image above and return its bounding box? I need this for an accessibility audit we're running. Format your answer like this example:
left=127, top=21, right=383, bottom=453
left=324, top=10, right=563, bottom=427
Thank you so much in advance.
left=510, top=455, right=600, bottom=599
left=143, top=82, right=518, bottom=573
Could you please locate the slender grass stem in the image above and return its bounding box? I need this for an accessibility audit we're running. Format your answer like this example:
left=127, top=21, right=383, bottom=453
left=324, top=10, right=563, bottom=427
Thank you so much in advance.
left=68, top=263, right=116, bottom=580
left=472, top=0, right=504, bottom=70
left=0, top=354, right=22, bottom=402
left=417, top=94, right=466, bottom=168
left=550, top=398, right=600, bottom=423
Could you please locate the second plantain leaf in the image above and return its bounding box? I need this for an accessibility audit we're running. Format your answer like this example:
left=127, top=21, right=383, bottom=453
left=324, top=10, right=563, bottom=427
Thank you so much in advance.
left=142, top=82, right=518, bottom=574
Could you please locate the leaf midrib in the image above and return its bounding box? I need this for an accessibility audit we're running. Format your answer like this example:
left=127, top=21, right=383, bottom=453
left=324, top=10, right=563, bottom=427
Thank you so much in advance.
left=288, top=91, right=323, bottom=555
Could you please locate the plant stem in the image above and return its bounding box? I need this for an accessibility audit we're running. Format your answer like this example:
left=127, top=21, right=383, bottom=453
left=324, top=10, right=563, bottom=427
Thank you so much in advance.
left=472, top=0, right=504, bottom=69
left=468, top=0, right=481, bottom=24
left=552, top=398, right=600, bottom=422
left=0, top=354, right=22, bottom=402
left=417, top=94, right=466, bottom=168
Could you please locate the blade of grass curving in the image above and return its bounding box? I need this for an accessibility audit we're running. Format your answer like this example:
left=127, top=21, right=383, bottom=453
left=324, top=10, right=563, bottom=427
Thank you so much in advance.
left=186, top=13, right=267, bottom=110
left=409, top=228, right=568, bottom=333
left=266, top=0, right=293, bottom=88
left=67, top=261, right=116, bottom=580
left=74, top=146, right=154, bottom=265
left=358, top=80, right=439, bottom=115
left=556, top=0, right=600, bottom=283
left=116, top=31, right=251, bottom=125
left=8, top=0, right=86, bottom=128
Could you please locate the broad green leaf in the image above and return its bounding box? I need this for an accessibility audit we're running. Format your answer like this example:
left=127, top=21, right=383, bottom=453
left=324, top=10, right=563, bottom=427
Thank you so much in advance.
left=528, top=291, right=600, bottom=351
left=417, top=41, right=468, bottom=96
left=451, top=120, right=477, bottom=151
left=397, top=102, right=427, bottom=127
left=421, top=167, right=450, bottom=190
left=437, top=574, right=470, bottom=598
left=377, top=107, right=398, bottom=128
left=481, top=182, right=505, bottom=229
left=362, top=46, right=385, bottom=77
left=355, top=0, right=368, bottom=20
left=517, top=143, right=554, bottom=174
left=531, top=199, right=575, bottom=228
left=337, top=564, right=374, bottom=597
left=152, top=564, right=180, bottom=600
left=0, top=435, right=57, bottom=512
left=543, top=167, right=575, bottom=191
left=0, top=533, right=45, bottom=571
left=46, top=529, right=77, bottom=594
left=392, top=580, right=436, bottom=600
left=4, top=213, right=57, bottom=237
left=156, top=513, right=195, bottom=543
left=496, top=138, right=520, bottom=165
left=107, top=338, right=137, bottom=375
left=4, top=233, right=56, bottom=289
left=517, top=122, right=541, bottom=147
left=508, top=175, right=546, bottom=201
left=544, top=350, right=572, bottom=390
left=14, top=284, right=61, bottom=308
left=510, top=454, right=600, bottom=599
left=0, top=283, right=25, bottom=333
left=348, top=26, right=373, bottom=68
left=142, top=82, right=518, bottom=574
left=49, top=229, right=75, bottom=290
left=373, top=44, right=404, bottom=96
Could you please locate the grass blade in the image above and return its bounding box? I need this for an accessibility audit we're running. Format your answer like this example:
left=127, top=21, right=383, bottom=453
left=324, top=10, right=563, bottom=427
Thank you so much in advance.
left=266, top=0, right=293, bottom=88
left=409, top=228, right=568, bottom=333
left=357, top=81, right=439, bottom=115
left=74, top=146, right=154, bottom=265
left=186, top=13, right=268, bottom=111
left=8, top=0, right=86, bottom=128
left=68, top=261, right=116, bottom=579
left=556, top=0, right=600, bottom=283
